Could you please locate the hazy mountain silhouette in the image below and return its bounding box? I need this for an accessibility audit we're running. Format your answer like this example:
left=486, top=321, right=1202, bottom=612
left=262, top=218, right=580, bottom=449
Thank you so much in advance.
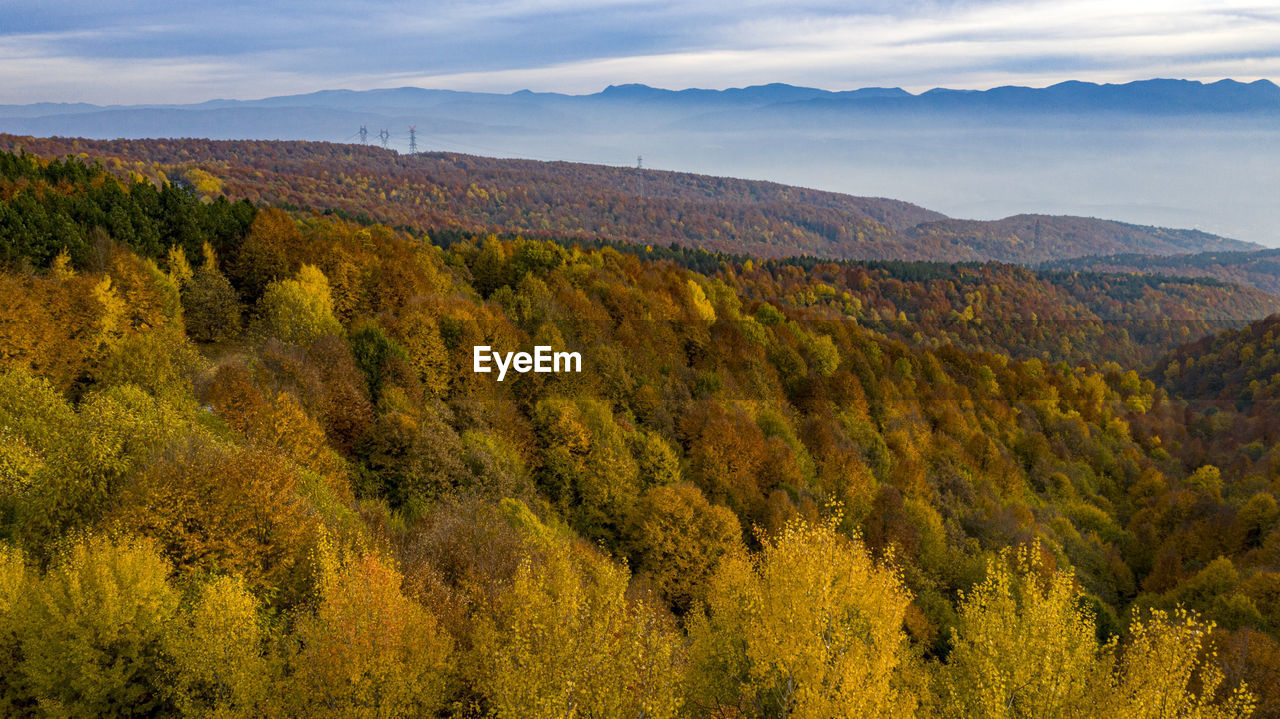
left=7, top=79, right=1277, bottom=131
left=4, top=78, right=1279, bottom=248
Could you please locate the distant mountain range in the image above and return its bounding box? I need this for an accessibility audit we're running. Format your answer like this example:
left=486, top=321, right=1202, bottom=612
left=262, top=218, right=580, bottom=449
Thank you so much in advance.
left=0, top=134, right=1262, bottom=265
left=4, top=78, right=1279, bottom=249
left=3, top=79, right=1278, bottom=141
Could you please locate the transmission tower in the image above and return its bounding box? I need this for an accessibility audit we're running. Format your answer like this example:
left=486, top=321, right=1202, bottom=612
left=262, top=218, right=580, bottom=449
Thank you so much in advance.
left=379, top=129, right=390, bottom=149
left=358, top=125, right=368, bottom=145
left=408, top=126, right=418, bottom=154
left=636, top=154, right=643, bottom=169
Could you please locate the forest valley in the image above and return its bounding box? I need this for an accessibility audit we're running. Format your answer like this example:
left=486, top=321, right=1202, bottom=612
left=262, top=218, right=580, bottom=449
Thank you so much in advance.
left=0, top=147, right=1279, bottom=718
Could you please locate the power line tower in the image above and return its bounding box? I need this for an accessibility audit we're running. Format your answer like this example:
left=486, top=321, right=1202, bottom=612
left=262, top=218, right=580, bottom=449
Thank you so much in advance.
left=379, top=129, right=390, bottom=149
left=408, top=126, right=418, bottom=154
left=636, top=154, right=643, bottom=169
left=358, top=125, right=368, bottom=144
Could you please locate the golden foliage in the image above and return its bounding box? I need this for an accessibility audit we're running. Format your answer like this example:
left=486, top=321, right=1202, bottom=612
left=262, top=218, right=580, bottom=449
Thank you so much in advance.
left=627, top=483, right=741, bottom=612
left=1112, top=609, right=1255, bottom=719
left=232, top=207, right=305, bottom=298
left=688, top=514, right=917, bottom=718
left=167, top=575, right=275, bottom=719
left=935, top=544, right=1257, bottom=719
left=390, top=303, right=451, bottom=399
left=935, top=543, right=1105, bottom=718
left=471, top=524, right=683, bottom=719
left=291, top=540, right=453, bottom=718
left=113, top=440, right=320, bottom=597
left=0, top=271, right=112, bottom=390
left=255, top=264, right=343, bottom=346
left=13, top=535, right=179, bottom=716
left=0, top=543, right=26, bottom=715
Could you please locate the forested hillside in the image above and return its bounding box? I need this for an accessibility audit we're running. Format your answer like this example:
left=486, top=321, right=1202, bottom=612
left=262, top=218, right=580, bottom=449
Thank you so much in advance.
left=0, top=134, right=1260, bottom=264
left=1, top=148, right=1279, bottom=717
left=1155, top=313, right=1280, bottom=406
left=1047, top=248, right=1280, bottom=297
left=2, top=148, right=1275, bottom=369
left=907, top=215, right=1255, bottom=265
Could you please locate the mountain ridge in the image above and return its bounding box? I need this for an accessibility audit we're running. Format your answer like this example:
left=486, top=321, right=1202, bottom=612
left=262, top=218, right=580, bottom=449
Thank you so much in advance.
left=7, top=78, right=1277, bottom=116
left=4, top=78, right=1277, bottom=249
left=0, top=134, right=1262, bottom=264
left=1045, top=247, right=1280, bottom=296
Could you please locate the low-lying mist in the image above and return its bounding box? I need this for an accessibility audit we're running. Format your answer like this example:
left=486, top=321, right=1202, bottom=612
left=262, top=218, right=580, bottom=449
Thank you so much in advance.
left=445, top=119, right=1280, bottom=248
left=4, top=84, right=1277, bottom=247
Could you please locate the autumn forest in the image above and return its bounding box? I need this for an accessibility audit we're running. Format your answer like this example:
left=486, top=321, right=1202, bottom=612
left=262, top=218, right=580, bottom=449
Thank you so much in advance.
left=1, top=138, right=1279, bottom=718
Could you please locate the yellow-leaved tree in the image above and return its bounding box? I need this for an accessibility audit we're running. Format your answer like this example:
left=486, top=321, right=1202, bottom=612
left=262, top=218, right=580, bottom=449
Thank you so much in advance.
left=1110, top=608, right=1255, bottom=719
left=470, top=502, right=683, bottom=719
left=933, top=544, right=1106, bottom=719
left=626, top=483, right=741, bottom=613
left=255, top=264, right=343, bottom=346
left=687, top=513, right=917, bottom=719
left=166, top=575, right=276, bottom=719
left=289, top=539, right=453, bottom=719
left=533, top=398, right=641, bottom=545
left=112, top=440, right=321, bottom=598
left=13, top=535, right=179, bottom=716
left=390, top=303, right=451, bottom=399
left=182, top=242, right=243, bottom=343
left=934, top=543, right=1256, bottom=719
left=0, top=543, right=26, bottom=716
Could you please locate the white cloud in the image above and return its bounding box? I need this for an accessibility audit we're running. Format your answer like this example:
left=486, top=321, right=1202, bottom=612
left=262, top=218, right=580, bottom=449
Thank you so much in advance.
left=1, top=0, right=1278, bottom=102
left=387, top=0, right=1280, bottom=94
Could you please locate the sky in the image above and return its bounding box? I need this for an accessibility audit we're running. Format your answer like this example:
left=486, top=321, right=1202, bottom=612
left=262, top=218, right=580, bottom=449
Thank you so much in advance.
left=2, top=0, right=1279, bottom=105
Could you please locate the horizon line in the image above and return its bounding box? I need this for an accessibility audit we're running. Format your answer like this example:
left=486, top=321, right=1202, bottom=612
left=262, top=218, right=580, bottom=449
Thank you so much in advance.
left=4, top=76, right=1278, bottom=108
